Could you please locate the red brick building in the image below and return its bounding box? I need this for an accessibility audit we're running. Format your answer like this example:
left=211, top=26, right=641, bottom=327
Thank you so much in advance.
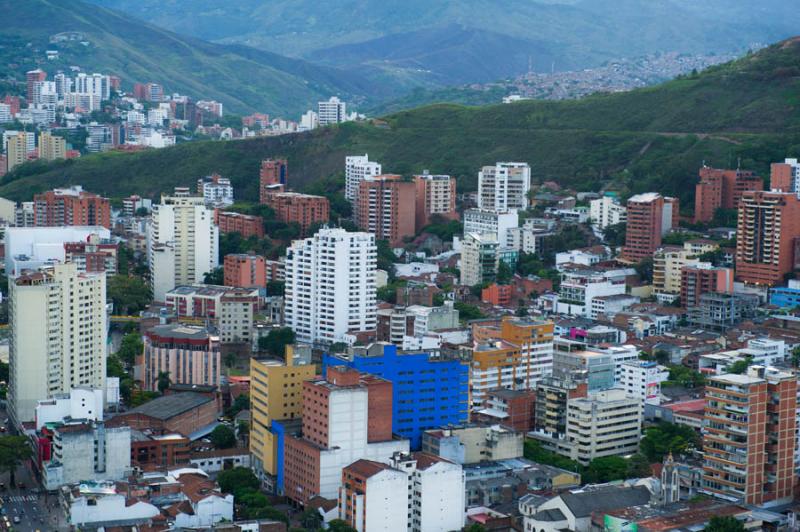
left=622, top=193, right=678, bottom=263
left=680, top=265, right=734, bottom=308
left=474, top=388, right=536, bottom=433
left=263, top=192, right=330, bottom=236
left=215, top=210, right=265, bottom=238
left=736, top=191, right=800, bottom=286
left=224, top=253, right=267, bottom=288
left=694, top=166, right=763, bottom=223
left=33, top=186, right=111, bottom=228
left=26, top=69, right=46, bottom=103
left=259, top=159, right=287, bottom=203
left=130, top=433, right=191, bottom=471
left=106, top=392, right=220, bottom=437
left=356, top=174, right=416, bottom=246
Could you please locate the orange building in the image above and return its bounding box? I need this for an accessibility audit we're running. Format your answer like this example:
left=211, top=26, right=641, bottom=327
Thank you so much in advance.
left=693, top=166, right=763, bottom=223
left=481, top=283, right=513, bottom=307
left=223, top=254, right=267, bottom=288
left=214, top=210, right=264, bottom=238
left=735, top=191, right=800, bottom=286
left=414, top=173, right=457, bottom=232
left=259, top=159, right=287, bottom=203
left=263, top=191, right=330, bottom=236
left=680, top=265, right=734, bottom=308
left=622, top=193, right=666, bottom=263
left=770, top=159, right=800, bottom=193
left=33, top=186, right=111, bottom=228
left=356, top=174, right=416, bottom=246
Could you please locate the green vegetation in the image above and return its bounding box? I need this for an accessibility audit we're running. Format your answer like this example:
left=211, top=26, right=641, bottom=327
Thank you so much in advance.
left=454, top=302, right=485, bottom=323
left=727, top=356, right=753, bottom=375
left=203, top=267, right=224, bottom=285
left=0, top=436, right=32, bottom=487
left=108, top=275, right=151, bottom=315
left=524, top=440, right=582, bottom=472
left=217, top=467, right=288, bottom=523
left=258, top=327, right=296, bottom=357
left=524, top=440, right=655, bottom=483
left=666, top=365, right=706, bottom=388
left=703, top=516, right=747, bottom=532
left=640, top=422, right=701, bottom=462
left=209, top=425, right=236, bottom=449
left=116, top=332, right=143, bottom=367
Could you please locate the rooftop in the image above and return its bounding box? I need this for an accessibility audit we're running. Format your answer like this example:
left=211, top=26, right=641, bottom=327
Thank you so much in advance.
left=146, top=323, right=212, bottom=340
left=128, top=392, right=213, bottom=420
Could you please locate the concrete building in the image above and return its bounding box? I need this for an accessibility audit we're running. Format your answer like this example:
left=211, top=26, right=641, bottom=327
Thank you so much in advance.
left=148, top=188, right=219, bottom=302
left=106, top=392, right=220, bottom=437
left=318, top=96, right=347, bottom=126
left=34, top=388, right=105, bottom=430
left=219, top=289, right=259, bottom=344
left=5, top=131, right=29, bottom=172
left=556, top=268, right=627, bottom=318
left=285, top=228, right=377, bottom=346
left=652, top=241, right=719, bottom=303
left=693, top=166, right=763, bottom=223
left=4, top=225, right=111, bottom=277
left=122, top=195, right=152, bottom=217
left=688, top=292, right=759, bottom=330
left=770, top=157, right=800, bottom=196
left=8, top=263, right=107, bottom=426
left=33, top=186, right=111, bottom=228
left=390, top=452, right=465, bottom=532
left=324, top=343, right=469, bottom=450
left=533, top=377, right=588, bottom=439
left=259, top=158, right=288, bottom=202
left=680, top=264, right=734, bottom=308
left=421, top=424, right=523, bottom=465
left=215, top=211, right=264, bottom=238
left=477, top=162, right=531, bottom=211
left=507, top=218, right=556, bottom=255
left=618, top=360, right=669, bottom=405
left=735, top=190, right=800, bottom=286
left=474, top=389, right=537, bottom=433
left=338, top=459, right=410, bottom=532
left=41, top=421, right=131, bottom=490
left=565, top=389, right=643, bottom=464
left=196, top=173, right=234, bottom=207
left=345, top=154, right=382, bottom=203
left=589, top=195, right=627, bottom=230
left=282, top=366, right=409, bottom=504
left=463, top=209, right=518, bottom=248
left=553, top=350, right=615, bottom=392
left=263, top=191, right=330, bottom=236
left=141, top=324, right=220, bottom=392
left=224, top=253, right=267, bottom=288
left=414, top=172, right=457, bottom=231
left=355, top=174, right=416, bottom=246
left=621, top=193, right=678, bottom=263
left=460, top=232, right=499, bottom=286
left=38, top=131, right=66, bottom=161
left=701, top=367, right=797, bottom=505
left=470, top=317, right=555, bottom=407
left=249, top=346, right=316, bottom=486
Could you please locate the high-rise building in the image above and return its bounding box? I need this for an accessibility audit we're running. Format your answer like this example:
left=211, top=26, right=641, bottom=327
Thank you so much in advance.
left=463, top=209, right=518, bottom=248
left=652, top=240, right=719, bottom=303
left=323, top=343, right=469, bottom=450
left=318, top=96, right=346, bottom=126
left=702, top=367, right=797, bottom=505
left=38, top=132, right=66, bottom=161
left=219, top=289, right=259, bottom=344
left=694, top=166, right=763, bottom=223
left=33, top=186, right=111, bottom=228
left=148, top=188, right=219, bottom=302
left=413, top=172, right=457, bottom=231
left=565, top=389, right=642, bottom=465
left=460, top=232, right=498, bottom=286
left=680, top=264, right=734, bottom=308
left=621, top=192, right=678, bottom=263
left=618, top=360, right=669, bottom=405
left=285, top=228, right=377, bottom=345
left=249, top=345, right=316, bottom=485
left=770, top=158, right=800, bottom=196
left=345, top=154, right=382, bottom=203
left=735, top=190, right=800, bottom=286
left=477, top=162, right=531, bottom=211
left=589, top=196, right=627, bottom=230
left=196, top=173, right=234, bottom=207
left=355, top=174, right=416, bottom=246
left=259, top=159, right=288, bottom=203
left=141, top=323, right=220, bottom=391
left=5, top=131, right=28, bottom=172
left=8, top=263, right=107, bottom=426
left=263, top=191, right=330, bottom=236
left=282, top=366, right=409, bottom=504
left=26, top=69, right=47, bottom=102
left=223, top=254, right=267, bottom=288
left=338, top=459, right=410, bottom=531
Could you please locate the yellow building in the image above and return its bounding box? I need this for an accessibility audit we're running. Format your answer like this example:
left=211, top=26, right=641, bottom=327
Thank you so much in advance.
left=250, top=344, right=316, bottom=481
left=652, top=240, right=718, bottom=302
left=6, top=132, right=27, bottom=172
left=38, top=132, right=66, bottom=161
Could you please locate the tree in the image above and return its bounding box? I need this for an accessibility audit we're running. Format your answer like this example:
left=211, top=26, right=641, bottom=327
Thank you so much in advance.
left=635, top=257, right=654, bottom=283
left=667, top=365, right=705, bottom=388
left=108, top=275, right=151, bottom=315
left=157, top=371, right=171, bottom=393
left=229, top=394, right=250, bottom=416
left=626, top=453, right=653, bottom=478
left=209, top=424, right=236, bottom=449
left=328, top=520, right=359, bottom=532
left=266, top=280, right=284, bottom=296
left=496, top=260, right=513, bottom=284
left=727, top=356, right=752, bottom=375
left=116, top=333, right=143, bottom=367
left=329, top=342, right=348, bottom=354
left=792, top=346, right=800, bottom=368
left=217, top=467, right=260, bottom=497
left=640, top=422, right=700, bottom=462
left=584, top=456, right=629, bottom=483
left=454, top=302, right=485, bottom=323
left=300, top=508, right=324, bottom=530
left=203, top=267, right=224, bottom=285
left=703, top=516, right=746, bottom=532
left=257, top=327, right=296, bottom=357
left=464, top=524, right=487, bottom=532
left=603, top=222, right=627, bottom=247
left=0, top=436, right=32, bottom=487
left=653, top=350, right=671, bottom=365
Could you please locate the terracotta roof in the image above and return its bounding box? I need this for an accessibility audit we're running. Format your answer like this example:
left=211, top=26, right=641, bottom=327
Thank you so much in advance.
left=413, top=452, right=452, bottom=470
left=344, top=459, right=392, bottom=479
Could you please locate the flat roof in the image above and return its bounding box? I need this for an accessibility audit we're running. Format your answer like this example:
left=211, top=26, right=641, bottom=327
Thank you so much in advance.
left=128, top=392, right=213, bottom=420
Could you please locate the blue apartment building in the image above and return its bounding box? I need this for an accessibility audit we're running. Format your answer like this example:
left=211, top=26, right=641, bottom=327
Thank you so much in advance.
left=323, top=343, right=469, bottom=450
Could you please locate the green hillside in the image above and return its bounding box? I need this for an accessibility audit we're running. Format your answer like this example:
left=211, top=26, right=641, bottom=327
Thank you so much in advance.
left=4, top=38, right=800, bottom=207
left=0, top=0, right=391, bottom=115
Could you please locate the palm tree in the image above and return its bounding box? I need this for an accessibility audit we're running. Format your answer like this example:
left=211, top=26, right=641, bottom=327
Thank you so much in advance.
left=0, top=436, right=32, bottom=487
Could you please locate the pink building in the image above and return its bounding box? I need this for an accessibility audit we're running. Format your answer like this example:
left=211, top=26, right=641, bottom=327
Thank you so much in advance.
left=141, top=323, right=220, bottom=392
left=223, top=254, right=267, bottom=288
